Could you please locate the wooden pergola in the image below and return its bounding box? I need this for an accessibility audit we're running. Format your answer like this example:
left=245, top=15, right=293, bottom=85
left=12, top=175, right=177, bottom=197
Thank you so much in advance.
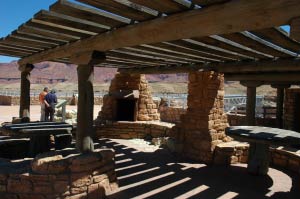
left=1, top=0, right=300, bottom=152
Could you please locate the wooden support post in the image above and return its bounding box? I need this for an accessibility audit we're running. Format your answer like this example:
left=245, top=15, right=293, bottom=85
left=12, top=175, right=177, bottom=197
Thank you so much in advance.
left=271, top=84, right=290, bottom=128
left=19, top=64, right=34, bottom=118
left=70, top=51, right=106, bottom=153
left=241, top=81, right=262, bottom=126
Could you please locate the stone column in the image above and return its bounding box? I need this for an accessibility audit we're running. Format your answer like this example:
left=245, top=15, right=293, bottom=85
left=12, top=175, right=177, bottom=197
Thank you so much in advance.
left=271, top=84, right=290, bottom=128
left=170, top=71, right=228, bottom=164
left=241, top=81, right=262, bottom=126
left=19, top=64, right=34, bottom=118
left=70, top=51, right=105, bottom=153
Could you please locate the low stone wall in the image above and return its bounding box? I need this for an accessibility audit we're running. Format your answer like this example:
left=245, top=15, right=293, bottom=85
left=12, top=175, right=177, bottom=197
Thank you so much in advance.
left=0, top=95, right=103, bottom=106
left=0, top=149, right=118, bottom=199
left=159, top=107, right=186, bottom=123
left=96, top=121, right=174, bottom=139
left=214, top=141, right=300, bottom=175
left=226, top=113, right=276, bottom=127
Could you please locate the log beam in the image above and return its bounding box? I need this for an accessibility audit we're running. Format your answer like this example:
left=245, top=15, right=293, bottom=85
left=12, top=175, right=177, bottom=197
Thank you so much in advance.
left=19, top=64, right=34, bottom=118
left=19, top=0, right=300, bottom=65
left=119, top=58, right=300, bottom=74
left=240, top=81, right=262, bottom=126
left=225, top=73, right=300, bottom=82
left=72, top=51, right=106, bottom=153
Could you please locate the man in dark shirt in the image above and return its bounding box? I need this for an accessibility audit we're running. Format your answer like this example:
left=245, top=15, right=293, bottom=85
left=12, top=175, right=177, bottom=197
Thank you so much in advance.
left=44, top=89, right=57, bottom=122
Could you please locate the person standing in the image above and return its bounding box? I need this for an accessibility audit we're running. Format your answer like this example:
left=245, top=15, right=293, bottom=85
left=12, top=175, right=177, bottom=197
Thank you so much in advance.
left=39, top=87, right=48, bottom=121
left=44, top=89, right=57, bottom=122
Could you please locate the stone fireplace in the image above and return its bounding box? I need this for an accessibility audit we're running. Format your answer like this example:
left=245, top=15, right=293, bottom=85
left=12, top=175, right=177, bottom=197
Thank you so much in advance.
left=97, top=72, right=159, bottom=122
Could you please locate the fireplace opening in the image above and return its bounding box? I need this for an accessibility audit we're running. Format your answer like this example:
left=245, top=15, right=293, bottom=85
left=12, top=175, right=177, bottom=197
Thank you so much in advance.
left=116, top=99, right=136, bottom=121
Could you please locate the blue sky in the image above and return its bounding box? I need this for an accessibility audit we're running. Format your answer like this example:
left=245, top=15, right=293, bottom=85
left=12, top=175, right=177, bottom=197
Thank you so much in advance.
left=0, top=0, right=291, bottom=63
left=0, top=0, right=57, bottom=63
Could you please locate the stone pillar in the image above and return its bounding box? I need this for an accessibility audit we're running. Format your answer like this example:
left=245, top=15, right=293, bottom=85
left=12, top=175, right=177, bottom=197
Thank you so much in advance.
left=171, top=71, right=228, bottom=164
left=71, top=51, right=105, bottom=153
left=241, top=81, right=262, bottom=126
left=19, top=64, right=34, bottom=118
left=271, top=84, right=290, bottom=128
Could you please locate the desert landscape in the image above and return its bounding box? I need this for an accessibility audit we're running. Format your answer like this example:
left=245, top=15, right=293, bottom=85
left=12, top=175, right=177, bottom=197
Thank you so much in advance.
left=0, top=61, right=279, bottom=96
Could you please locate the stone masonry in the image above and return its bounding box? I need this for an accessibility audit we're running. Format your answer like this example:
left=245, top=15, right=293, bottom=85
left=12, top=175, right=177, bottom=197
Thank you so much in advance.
left=0, top=149, right=118, bottom=199
left=283, top=88, right=300, bottom=131
left=97, top=72, right=159, bottom=122
left=170, top=71, right=229, bottom=164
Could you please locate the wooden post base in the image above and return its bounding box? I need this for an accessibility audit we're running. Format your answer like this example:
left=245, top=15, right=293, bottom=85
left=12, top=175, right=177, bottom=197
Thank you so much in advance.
left=247, top=142, right=270, bottom=175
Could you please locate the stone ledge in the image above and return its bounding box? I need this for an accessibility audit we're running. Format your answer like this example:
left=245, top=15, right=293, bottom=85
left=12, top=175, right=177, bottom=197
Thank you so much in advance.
left=214, top=141, right=300, bottom=175
left=0, top=149, right=118, bottom=199
left=96, top=121, right=174, bottom=139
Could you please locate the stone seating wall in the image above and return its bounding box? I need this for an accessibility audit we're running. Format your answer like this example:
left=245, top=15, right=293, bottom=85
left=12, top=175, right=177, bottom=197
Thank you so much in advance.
left=159, top=107, right=186, bottom=123
left=0, top=149, right=118, bottom=199
left=96, top=121, right=174, bottom=139
left=214, top=141, right=300, bottom=175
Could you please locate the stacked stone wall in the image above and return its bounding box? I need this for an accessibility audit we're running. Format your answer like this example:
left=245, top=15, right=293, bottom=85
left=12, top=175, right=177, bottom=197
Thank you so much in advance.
left=0, top=149, right=117, bottom=199
left=98, top=73, right=159, bottom=121
left=170, top=71, right=229, bottom=164
left=284, top=88, right=300, bottom=131
left=227, top=113, right=276, bottom=127
left=159, top=107, right=186, bottom=123
left=214, top=141, right=300, bottom=175
left=96, top=121, right=173, bottom=139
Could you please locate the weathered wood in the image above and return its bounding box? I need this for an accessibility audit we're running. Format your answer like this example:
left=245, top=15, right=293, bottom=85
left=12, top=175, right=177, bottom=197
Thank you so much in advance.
left=77, top=0, right=156, bottom=22
left=0, top=43, right=38, bottom=53
left=192, top=0, right=228, bottom=7
left=19, top=64, right=34, bottom=118
left=226, top=72, right=300, bottom=82
left=119, top=58, right=300, bottom=74
left=74, top=51, right=105, bottom=153
left=19, top=0, right=300, bottom=65
left=50, top=0, right=128, bottom=28
left=193, top=36, right=270, bottom=59
left=76, top=64, right=94, bottom=153
left=221, top=33, right=291, bottom=58
left=169, top=40, right=241, bottom=60
left=12, top=31, right=65, bottom=46
left=18, top=25, right=76, bottom=42
left=4, top=37, right=52, bottom=49
left=129, top=0, right=191, bottom=14
left=150, top=42, right=222, bottom=61
left=34, top=10, right=108, bottom=34
left=245, top=84, right=257, bottom=126
left=251, top=27, right=300, bottom=53
left=27, top=19, right=93, bottom=38
left=70, top=50, right=106, bottom=65
left=290, top=17, right=300, bottom=41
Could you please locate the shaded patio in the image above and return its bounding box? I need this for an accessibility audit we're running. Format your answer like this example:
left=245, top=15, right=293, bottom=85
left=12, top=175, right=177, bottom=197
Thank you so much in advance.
left=99, top=138, right=300, bottom=199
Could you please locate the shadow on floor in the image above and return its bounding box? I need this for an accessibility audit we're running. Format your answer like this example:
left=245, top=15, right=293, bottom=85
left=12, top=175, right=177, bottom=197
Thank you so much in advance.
left=95, top=138, right=300, bottom=199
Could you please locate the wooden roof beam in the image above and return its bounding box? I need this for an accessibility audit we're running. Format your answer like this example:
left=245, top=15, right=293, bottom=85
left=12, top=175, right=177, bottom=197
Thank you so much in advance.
left=119, top=58, right=300, bottom=74
left=19, top=0, right=300, bottom=65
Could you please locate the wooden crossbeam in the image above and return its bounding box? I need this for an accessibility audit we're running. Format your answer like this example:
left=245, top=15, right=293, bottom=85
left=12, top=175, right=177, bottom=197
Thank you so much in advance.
left=19, top=0, right=300, bottom=65
left=118, top=58, right=300, bottom=74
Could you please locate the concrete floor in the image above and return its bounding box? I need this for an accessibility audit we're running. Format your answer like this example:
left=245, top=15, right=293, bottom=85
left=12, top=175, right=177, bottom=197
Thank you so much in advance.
left=96, top=138, right=300, bottom=199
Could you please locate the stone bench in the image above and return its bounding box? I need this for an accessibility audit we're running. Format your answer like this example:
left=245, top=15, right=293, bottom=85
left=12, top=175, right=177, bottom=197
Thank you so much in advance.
left=226, top=126, right=300, bottom=175
left=0, top=139, right=30, bottom=159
